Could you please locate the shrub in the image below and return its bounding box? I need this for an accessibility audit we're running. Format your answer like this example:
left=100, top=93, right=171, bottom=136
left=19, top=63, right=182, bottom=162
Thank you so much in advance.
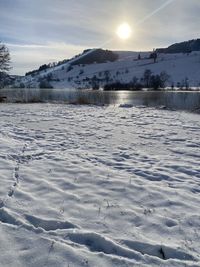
left=39, top=79, right=53, bottom=89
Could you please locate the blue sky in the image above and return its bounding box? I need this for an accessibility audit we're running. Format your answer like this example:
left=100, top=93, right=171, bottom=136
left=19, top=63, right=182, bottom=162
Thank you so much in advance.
left=0, top=0, right=199, bottom=75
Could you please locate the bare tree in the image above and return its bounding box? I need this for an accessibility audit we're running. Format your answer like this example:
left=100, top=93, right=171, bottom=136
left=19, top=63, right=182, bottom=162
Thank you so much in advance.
left=143, top=69, right=152, bottom=88
left=0, top=42, right=11, bottom=72
left=149, top=49, right=157, bottom=63
left=160, top=71, right=170, bottom=87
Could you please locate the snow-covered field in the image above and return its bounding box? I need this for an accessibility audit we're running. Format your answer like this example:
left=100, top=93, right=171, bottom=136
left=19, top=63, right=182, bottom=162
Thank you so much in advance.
left=0, top=103, right=200, bottom=267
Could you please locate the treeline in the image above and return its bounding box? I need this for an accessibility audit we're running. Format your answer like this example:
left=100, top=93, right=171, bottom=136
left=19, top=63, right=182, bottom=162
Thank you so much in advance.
left=25, top=59, right=70, bottom=76
left=25, top=63, right=55, bottom=76
left=104, top=69, right=170, bottom=91
left=104, top=81, right=142, bottom=91
left=71, top=49, right=118, bottom=66
left=156, top=39, right=200, bottom=54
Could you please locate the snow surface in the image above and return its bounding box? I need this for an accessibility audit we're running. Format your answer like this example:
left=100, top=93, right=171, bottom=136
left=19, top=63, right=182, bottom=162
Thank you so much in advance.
left=16, top=50, right=200, bottom=89
left=0, top=103, right=200, bottom=267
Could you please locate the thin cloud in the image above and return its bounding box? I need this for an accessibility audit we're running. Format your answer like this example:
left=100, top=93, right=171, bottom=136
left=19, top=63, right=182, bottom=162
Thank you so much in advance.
left=0, top=0, right=199, bottom=75
left=135, top=0, right=175, bottom=26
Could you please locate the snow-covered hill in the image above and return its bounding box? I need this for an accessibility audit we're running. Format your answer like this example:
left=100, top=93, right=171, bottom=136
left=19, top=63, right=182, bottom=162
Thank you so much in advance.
left=14, top=49, right=200, bottom=89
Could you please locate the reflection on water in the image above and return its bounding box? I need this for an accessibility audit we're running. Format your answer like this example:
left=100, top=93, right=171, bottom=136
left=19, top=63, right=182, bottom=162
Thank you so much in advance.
left=0, top=88, right=200, bottom=112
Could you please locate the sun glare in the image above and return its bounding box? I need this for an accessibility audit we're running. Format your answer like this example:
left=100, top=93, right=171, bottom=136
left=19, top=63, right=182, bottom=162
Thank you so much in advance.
left=116, top=23, right=132, bottom=40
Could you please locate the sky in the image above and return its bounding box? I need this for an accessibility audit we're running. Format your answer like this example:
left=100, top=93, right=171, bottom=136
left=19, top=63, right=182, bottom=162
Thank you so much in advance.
left=0, top=0, right=199, bottom=75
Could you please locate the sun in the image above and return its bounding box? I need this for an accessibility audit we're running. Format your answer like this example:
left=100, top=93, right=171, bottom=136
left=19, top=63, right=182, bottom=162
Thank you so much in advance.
left=116, top=23, right=132, bottom=40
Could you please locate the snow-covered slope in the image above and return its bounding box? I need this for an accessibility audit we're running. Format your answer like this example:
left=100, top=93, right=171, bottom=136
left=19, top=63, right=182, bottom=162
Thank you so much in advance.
left=15, top=50, right=200, bottom=89
left=0, top=103, right=200, bottom=266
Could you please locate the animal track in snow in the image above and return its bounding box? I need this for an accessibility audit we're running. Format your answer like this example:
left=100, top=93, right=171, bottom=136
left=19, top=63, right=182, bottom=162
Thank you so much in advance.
left=25, top=214, right=78, bottom=231
left=65, top=231, right=197, bottom=263
left=0, top=208, right=22, bottom=227
left=121, top=239, right=196, bottom=261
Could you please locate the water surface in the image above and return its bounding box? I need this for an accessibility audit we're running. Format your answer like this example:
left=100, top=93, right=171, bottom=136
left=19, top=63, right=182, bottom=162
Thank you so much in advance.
left=0, top=88, right=200, bottom=112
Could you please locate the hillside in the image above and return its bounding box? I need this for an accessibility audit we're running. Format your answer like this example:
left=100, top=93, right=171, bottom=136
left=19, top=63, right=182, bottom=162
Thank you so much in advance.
left=13, top=41, right=200, bottom=89
left=157, top=39, right=200, bottom=54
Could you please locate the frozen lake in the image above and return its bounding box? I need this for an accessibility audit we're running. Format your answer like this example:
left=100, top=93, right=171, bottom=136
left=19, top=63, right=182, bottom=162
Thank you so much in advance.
left=0, top=88, right=200, bottom=112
